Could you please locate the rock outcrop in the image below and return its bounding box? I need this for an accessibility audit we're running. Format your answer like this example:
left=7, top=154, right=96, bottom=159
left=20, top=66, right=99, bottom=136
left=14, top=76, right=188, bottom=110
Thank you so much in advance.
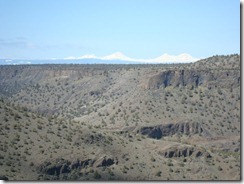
left=145, top=69, right=240, bottom=90
left=38, top=156, right=117, bottom=177
left=137, top=121, right=209, bottom=139
left=38, top=158, right=72, bottom=176
left=38, top=159, right=95, bottom=176
left=158, top=146, right=212, bottom=159
left=0, top=175, right=9, bottom=180
left=94, top=156, right=118, bottom=168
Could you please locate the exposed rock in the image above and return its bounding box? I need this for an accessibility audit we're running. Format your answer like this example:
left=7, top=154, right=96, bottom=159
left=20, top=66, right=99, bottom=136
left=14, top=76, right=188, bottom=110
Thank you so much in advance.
left=60, top=164, right=70, bottom=174
left=38, top=158, right=71, bottom=176
left=0, top=175, right=8, bottom=180
left=38, top=158, right=95, bottom=177
left=94, top=156, right=118, bottom=167
left=145, top=69, right=240, bottom=90
left=38, top=155, right=117, bottom=178
left=70, top=158, right=95, bottom=170
left=137, top=121, right=208, bottom=139
left=159, top=146, right=212, bottom=159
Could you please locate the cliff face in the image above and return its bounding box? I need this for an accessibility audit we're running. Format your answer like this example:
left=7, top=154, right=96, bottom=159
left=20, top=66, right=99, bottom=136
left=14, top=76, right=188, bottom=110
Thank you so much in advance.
left=137, top=121, right=210, bottom=139
left=145, top=69, right=240, bottom=90
left=158, top=146, right=212, bottom=159
left=37, top=156, right=118, bottom=180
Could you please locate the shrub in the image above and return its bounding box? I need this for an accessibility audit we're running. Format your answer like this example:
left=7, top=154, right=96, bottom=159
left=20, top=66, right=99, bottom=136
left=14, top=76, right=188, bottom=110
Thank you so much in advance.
left=179, top=162, right=184, bottom=167
left=151, top=156, right=156, bottom=162
left=218, top=166, right=223, bottom=171
left=217, top=88, right=222, bottom=95
left=37, top=125, right=42, bottom=130
left=4, top=117, right=8, bottom=122
left=156, top=171, right=162, bottom=177
left=167, top=162, right=173, bottom=166
left=94, top=171, right=101, bottom=179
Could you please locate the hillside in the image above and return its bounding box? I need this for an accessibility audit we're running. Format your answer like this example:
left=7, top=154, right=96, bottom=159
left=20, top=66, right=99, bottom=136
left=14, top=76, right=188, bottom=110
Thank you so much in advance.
left=0, top=54, right=240, bottom=180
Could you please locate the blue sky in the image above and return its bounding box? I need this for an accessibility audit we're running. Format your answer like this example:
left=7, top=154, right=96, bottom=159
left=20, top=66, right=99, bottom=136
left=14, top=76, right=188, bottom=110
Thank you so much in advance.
left=0, top=0, right=240, bottom=60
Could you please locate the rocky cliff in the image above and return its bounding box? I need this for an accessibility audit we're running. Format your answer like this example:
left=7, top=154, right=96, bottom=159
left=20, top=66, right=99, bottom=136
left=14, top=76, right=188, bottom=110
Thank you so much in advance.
left=137, top=121, right=210, bottom=139
left=145, top=69, right=240, bottom=90
left=38, top=156, right=118, bottom=180
left=158, top=146, right=212, bottom=159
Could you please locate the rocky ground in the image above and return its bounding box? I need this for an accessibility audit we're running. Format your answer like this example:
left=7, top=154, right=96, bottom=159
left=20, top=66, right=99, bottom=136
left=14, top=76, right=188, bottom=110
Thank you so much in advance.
left=0, top=54, right=240, bottom=180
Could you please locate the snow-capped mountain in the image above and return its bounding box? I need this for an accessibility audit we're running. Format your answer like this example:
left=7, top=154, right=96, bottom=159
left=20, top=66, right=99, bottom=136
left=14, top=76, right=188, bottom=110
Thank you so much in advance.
left=152, top=53, right=199, bottom=63
left=64, top=54, right=98, bottom=60
left=69, top=52, right=199, bottom=63
left=0, top=52, right=200, bottom=65
left=101, top=52, right=134, bottom=61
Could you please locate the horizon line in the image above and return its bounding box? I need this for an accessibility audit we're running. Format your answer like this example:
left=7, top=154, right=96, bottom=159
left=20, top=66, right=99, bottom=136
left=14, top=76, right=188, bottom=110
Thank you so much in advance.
left=1, top=52, right=201, bottom=63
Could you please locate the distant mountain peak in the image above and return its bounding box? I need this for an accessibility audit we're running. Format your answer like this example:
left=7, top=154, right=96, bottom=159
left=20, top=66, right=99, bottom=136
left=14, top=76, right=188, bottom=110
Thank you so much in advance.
left=0, top=52, right=200, bottom=65
left=101, top=52, right=133, bottom=61
left=64, top=54, right=98, bottom=60
left=72, top=52, right=199, bottom=63
left=153, top=53, right=199, bottom=63
left=79, top=54, right=98, bottom=59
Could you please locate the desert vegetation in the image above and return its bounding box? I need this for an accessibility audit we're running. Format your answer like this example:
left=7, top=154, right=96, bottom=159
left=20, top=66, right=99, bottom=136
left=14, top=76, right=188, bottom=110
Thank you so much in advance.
left=0, top=54, right=240, bottom=180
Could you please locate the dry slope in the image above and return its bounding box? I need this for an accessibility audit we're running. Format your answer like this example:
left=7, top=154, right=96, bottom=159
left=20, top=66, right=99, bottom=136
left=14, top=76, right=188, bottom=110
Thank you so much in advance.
left=0, top=54, right=240, bottom=180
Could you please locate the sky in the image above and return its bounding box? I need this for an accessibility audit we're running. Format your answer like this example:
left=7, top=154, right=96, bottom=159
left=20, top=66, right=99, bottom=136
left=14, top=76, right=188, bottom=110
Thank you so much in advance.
left=0, top=0, right=240, bottom=60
